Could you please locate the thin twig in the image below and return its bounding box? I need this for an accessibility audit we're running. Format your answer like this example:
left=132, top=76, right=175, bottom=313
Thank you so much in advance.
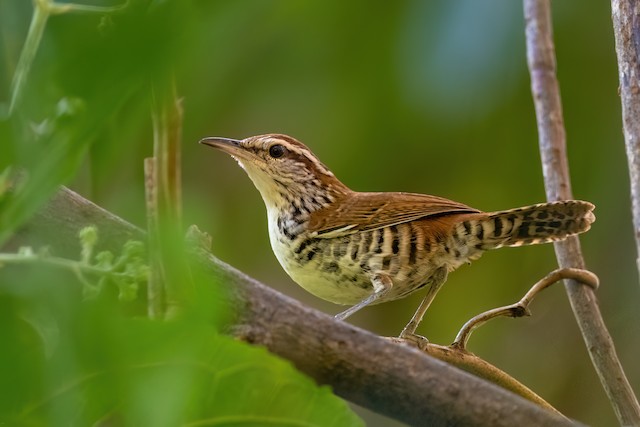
left=611, top=0, right=640, bottom=282
left=524, top=1, right=640, bottom=424
left=451, top=268, right=599, bottom=350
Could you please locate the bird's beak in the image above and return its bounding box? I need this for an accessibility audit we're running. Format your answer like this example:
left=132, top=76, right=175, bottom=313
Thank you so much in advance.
left=200, top=137, right=241, bottom=151
left=199, top=137, right=250, bottom=160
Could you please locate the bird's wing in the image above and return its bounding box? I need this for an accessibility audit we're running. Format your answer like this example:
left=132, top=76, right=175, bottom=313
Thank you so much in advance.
left=308, top=192, right=480, bottom=238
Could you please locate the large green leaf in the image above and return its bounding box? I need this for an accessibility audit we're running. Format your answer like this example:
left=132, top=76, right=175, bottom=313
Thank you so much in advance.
left=0, top=287, right=362, bottom=427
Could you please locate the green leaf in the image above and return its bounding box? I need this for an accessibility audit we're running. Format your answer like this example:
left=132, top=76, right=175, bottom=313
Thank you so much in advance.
left=185, top=338, right=363, bottom=427
left=1, top=293, right=362, bottom=427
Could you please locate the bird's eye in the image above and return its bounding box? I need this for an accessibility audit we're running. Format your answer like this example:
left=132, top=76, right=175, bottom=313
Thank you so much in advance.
left=268, top=144, right=287, bottom=159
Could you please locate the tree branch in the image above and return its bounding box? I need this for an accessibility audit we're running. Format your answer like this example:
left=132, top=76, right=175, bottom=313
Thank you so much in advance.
left=611, top=0, right=640, bottom=281
left=524, top=1, right=640, bottom=425
left=10, top=187, right=579, bottom=427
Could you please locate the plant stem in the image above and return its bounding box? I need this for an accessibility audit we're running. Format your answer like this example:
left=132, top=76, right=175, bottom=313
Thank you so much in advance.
left=0, top=252, right=128, bottom=280
left=146, top=76, right=188, bottom=318
left=8, top=0, right=50, bottom=115
left=6, top=0, right=129, bottom=116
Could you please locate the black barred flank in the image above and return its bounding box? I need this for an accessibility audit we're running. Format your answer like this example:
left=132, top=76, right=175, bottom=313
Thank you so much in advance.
left=409, top=239, right=417, bottom=264
left=382, top=256, right=392, bottom=270
left=350, top=244, right=359, bottom=261
left=374, top=229, right=384, bottom=254
left=350, top=233, right=361, bottom=261
left=462, top=220, right=472, bottom=235
left=362, top=231, right=373, bottom=255
left=391, top=225, right=400, bottom=254
left=294, top=240, right=309, bottom=254
left=493, top=217, right=503, bottom=237
left=408, top=223, right=419, bottom=264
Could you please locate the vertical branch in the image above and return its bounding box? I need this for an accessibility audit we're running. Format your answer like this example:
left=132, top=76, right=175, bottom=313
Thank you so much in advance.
left=611, top=0, right=640, bottom=281
left=523, top=1, right=640, bottom=425
left=151, top=79, right=183, bottom=227
left=147, top=76, right=189, bottom=317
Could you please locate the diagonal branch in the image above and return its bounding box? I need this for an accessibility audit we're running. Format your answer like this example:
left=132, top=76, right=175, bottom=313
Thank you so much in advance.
left=11, top=186, right=578, bottom=427
left=524, top=1, right=640, bottom=425
left=611, top=0, right=640, bottom=282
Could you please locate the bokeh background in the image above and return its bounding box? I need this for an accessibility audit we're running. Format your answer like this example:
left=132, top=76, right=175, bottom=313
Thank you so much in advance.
left=1, top=1, right=638, bottom=426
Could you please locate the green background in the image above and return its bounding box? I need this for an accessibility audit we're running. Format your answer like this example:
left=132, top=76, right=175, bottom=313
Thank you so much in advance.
left=1, top=1, right=638, bottom=426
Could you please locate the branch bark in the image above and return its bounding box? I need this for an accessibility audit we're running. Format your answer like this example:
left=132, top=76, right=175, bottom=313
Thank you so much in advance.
left=11, top=187, right=578, bottom=427
left=612, top=0, right=640, bottom=281
left=524, top=1, right=640, bottom=425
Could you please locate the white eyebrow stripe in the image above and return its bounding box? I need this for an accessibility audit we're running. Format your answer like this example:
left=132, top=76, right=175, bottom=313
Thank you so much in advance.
left=262, top=137, right=335, bottom=177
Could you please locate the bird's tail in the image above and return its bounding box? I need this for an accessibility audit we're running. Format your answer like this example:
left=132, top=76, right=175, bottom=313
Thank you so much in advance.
left=462, top=200, right=595, bottom=250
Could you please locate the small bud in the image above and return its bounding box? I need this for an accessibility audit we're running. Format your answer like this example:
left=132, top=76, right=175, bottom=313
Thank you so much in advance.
left=79, top=226, right=98, bottom=248
left=18, top=246, right=35, bottom=257
left=55, top=97, right=85, bottom=118
left=79, top=226, right=98, bottom=263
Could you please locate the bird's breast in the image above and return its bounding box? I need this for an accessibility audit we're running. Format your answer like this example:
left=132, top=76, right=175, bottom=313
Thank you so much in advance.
left=267, top=212, right=373, bottom=304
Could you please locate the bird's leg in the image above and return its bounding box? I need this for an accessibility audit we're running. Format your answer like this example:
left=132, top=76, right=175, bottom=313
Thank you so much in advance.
left=399, top=267, right=448, bottom=342
left=334, top=273, right=393, bottom=321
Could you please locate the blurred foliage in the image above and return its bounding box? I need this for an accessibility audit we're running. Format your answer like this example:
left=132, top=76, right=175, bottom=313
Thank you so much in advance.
left=0, top=0, right=638, bottom=426
left=0, top=1, right=363, bottom=426
left=0, top=264, right=359, bottom=426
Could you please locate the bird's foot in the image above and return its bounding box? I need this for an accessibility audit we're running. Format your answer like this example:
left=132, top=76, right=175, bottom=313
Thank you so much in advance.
left=386, top=332, right=430, bottom=351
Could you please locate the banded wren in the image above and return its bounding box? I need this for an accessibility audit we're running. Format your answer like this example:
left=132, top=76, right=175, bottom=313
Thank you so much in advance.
left=201, top=134, right=595, bottom=339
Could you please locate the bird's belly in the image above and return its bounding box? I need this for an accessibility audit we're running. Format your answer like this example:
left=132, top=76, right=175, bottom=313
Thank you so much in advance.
left=269, top=229, right=440, bottom=305
left=285, top=260, right=373, bottom=305
left=272, top=235, right=373, bottom=305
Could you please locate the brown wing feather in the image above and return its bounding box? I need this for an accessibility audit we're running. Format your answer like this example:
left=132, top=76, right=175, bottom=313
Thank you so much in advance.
left=308, top=192, right=481, bottom=238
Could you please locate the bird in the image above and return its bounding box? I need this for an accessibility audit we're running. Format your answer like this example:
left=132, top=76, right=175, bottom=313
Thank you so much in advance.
left=200, top=134, right=595, bottom=339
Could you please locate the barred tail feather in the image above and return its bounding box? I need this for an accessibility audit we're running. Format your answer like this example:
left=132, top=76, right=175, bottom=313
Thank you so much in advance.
left=476, top=200, right=595, bottom=250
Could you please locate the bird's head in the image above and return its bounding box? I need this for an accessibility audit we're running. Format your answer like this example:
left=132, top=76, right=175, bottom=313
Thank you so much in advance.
left=200, top=134, right=349, bottom=211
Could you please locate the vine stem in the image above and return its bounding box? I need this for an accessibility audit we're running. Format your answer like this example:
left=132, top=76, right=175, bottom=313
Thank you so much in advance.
left=524, top=1, right=640, bottom=424
left=0, top=252, right=130, bottom=281
left=451, top=268, right=599, bottom=350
